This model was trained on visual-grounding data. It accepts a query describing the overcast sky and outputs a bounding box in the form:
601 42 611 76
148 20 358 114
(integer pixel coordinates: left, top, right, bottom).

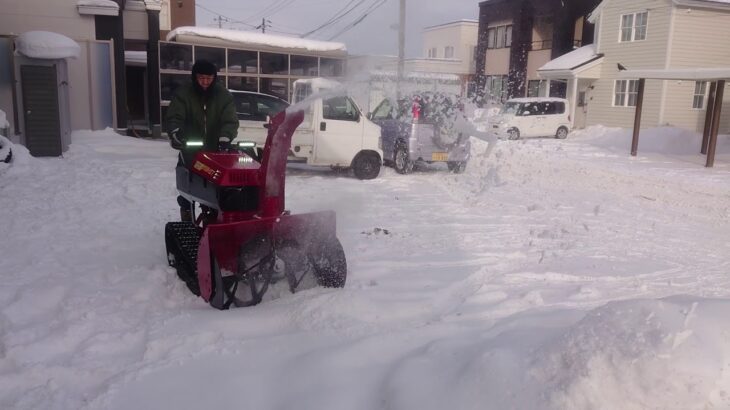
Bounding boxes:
195 0 481 57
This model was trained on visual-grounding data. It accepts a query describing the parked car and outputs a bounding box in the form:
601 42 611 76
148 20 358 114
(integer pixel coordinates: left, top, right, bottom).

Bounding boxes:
488 97 571 140
231 80 383 180
369 92 471 174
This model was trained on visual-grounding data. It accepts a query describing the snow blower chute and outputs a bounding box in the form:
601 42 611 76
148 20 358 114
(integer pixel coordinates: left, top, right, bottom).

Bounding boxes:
165 110 347 309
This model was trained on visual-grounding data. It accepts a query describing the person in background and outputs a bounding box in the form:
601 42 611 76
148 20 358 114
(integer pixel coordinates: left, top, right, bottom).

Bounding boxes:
165 59 238 222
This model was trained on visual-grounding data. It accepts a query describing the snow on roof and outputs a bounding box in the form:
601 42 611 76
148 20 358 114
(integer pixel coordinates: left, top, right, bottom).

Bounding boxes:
166 27 347 53
15 31 80 60
538 44 602 72
293 77 342 92
618 67 730 80
77 0 119 16
371 70 461 82
77 0 119 9
143 0 162 11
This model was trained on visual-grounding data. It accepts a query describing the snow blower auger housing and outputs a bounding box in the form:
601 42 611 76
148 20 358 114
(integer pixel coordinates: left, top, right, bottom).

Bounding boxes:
165 110 347 309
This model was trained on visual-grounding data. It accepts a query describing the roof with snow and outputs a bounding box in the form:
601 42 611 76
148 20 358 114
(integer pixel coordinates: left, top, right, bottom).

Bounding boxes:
539 45 602 72
15 31 80 60
166 27 347 57
537 44 604 79
76 0 119 16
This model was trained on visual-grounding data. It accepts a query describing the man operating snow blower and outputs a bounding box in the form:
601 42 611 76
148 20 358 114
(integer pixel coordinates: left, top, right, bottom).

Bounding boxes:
163 61 348 310
165 59 238 222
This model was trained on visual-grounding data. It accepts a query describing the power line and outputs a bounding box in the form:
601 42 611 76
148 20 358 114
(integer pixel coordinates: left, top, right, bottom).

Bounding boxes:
300 0 366 38
195 3 258 29
239 0 298 24
327 0 389 40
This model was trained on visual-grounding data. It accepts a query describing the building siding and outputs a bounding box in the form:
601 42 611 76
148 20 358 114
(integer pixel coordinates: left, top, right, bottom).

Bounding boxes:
586 0 672 128
0 0 96 40
485 48 510 75
664 6 730 133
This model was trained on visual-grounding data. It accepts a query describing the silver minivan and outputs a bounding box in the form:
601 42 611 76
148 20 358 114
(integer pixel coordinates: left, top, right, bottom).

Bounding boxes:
488 97 571 140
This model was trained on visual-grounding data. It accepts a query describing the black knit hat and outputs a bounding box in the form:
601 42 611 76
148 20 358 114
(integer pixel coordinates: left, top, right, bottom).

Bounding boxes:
191 60 218 95
192 60 217 76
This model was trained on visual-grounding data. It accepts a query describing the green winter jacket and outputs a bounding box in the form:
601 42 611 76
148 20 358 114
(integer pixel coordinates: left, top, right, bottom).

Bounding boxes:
165 82 238 151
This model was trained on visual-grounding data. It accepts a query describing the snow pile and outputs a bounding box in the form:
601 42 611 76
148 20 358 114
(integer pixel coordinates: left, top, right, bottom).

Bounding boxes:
573 125 730 156
1 125 730 409
15 31 80 59
532 297 730 409
166 26 347 53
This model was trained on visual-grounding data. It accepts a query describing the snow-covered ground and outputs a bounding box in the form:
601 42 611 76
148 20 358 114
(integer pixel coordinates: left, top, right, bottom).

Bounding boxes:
1 126 729 409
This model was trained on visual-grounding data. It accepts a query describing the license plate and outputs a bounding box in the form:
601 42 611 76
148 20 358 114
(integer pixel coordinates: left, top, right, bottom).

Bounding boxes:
492 125 499 128
431 152 448 162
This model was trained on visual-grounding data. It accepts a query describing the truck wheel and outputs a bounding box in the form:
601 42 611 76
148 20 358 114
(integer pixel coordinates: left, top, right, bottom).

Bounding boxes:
352 152 381 180
555 126 569 139
447 161 467 174
508 128 520 140
393 145 414 174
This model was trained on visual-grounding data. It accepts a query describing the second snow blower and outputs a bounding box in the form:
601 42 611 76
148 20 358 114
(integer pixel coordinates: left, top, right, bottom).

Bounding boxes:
165 110 347 309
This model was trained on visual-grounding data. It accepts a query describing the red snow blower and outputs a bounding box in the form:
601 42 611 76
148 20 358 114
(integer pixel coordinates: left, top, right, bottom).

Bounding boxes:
165 110 347 309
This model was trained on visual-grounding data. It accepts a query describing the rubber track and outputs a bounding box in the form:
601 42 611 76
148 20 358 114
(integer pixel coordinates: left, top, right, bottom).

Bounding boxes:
165 222 202 296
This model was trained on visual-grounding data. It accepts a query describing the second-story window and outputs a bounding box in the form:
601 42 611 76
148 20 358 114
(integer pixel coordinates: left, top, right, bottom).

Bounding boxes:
620 11 648 42
444 46 454 58
487 24 513 49
428 47 437 58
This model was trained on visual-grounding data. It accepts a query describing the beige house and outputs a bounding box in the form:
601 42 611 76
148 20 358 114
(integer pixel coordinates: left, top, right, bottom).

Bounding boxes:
538 0 730 132
421 19 479 89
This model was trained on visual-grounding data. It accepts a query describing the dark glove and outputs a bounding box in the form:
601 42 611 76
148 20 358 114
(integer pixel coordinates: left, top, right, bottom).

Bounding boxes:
169 128 184 150
218 136 233 152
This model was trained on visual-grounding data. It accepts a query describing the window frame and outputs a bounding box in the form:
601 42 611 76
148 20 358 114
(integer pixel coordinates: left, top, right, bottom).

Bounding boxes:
444 46 454 59
692 81 707 110
486 24 513 49
613 79 640 107
619 11 649 42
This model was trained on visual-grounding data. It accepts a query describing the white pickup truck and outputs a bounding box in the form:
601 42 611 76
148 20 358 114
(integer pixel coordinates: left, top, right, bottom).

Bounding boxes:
231 78 383 180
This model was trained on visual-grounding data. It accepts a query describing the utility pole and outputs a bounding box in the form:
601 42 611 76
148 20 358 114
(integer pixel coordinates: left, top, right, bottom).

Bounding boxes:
397 0 405 96
257 18 271 33
214 15 226 28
